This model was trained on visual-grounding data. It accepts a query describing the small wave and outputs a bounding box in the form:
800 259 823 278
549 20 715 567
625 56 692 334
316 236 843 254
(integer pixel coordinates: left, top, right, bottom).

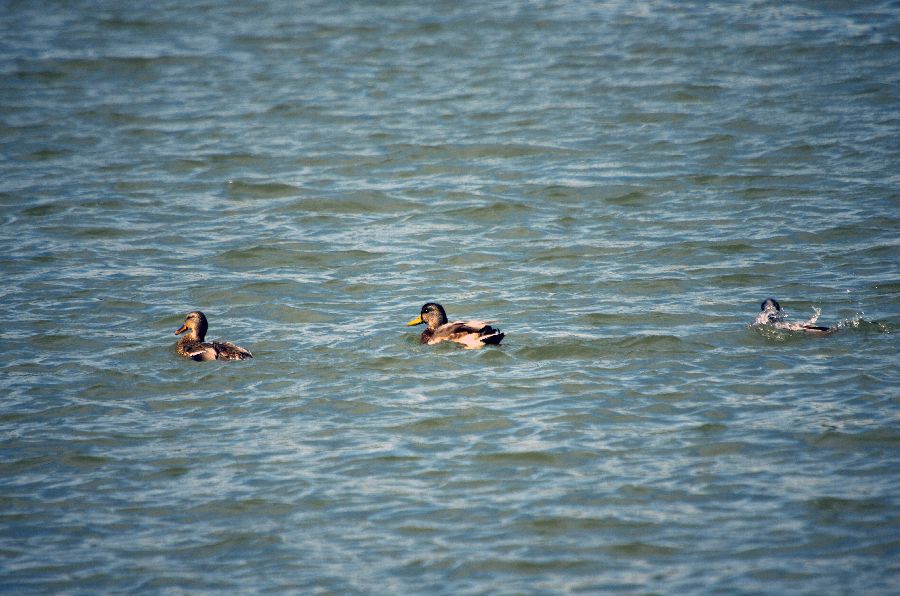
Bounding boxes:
23 148 72 161
522 184 649 205
410 142 566 161
226 180 300 199
812 428 900 449
612 334 694 353
474 450 570 466
604 190 652 206
278 193 416 215
522 515 654 534
709 241 755 254
517 340 607 361
834 316 893 334
99 16 167 31
576 312 687 328
217 244 381 269
18 199 76 218
607 541 681 556
517 334 695 361
690 133 735 145
443 201 533 221
252 303 333 325
749 323 816 342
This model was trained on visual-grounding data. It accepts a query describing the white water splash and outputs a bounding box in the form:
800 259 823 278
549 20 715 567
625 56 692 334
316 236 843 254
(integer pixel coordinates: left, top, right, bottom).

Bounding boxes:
752 305 831 335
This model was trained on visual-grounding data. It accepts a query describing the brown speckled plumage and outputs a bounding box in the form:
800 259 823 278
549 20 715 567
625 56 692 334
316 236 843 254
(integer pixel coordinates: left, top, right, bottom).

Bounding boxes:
406 303 504 349
174 311 253 361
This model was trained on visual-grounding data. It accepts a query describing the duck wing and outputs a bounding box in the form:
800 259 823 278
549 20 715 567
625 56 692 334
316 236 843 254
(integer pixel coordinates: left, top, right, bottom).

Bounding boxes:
186 344 219 361
431 321 504 348
209 341 253 360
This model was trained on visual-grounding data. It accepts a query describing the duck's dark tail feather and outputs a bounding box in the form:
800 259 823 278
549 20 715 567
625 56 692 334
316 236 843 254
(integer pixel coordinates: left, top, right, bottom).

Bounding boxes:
480 327 505 345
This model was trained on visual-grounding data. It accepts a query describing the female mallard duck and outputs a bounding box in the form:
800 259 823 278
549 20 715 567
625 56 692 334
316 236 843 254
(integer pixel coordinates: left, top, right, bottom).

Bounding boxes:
756 298 832 335
406 302 504 349
174 311 253 361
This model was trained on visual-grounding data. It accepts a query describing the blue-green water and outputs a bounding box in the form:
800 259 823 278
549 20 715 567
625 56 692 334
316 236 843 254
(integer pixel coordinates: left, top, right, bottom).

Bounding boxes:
1 1 898 593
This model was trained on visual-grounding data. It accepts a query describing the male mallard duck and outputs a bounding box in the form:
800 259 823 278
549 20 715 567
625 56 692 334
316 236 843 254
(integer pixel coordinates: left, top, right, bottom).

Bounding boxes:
406 302 504 349
756 298 832 334
174 311 253 361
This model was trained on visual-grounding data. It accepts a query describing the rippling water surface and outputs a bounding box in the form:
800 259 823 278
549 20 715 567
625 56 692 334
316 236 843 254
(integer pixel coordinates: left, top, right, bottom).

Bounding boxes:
1 1 898 593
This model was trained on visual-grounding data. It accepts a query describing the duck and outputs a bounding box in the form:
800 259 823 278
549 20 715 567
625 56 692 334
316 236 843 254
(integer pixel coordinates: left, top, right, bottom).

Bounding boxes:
756 298 832 335
758 298 784 324
406 302 504 349
174 311 253 361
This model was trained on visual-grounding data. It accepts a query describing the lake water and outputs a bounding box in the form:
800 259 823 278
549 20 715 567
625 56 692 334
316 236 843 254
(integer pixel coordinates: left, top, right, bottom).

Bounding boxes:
1 1 898 593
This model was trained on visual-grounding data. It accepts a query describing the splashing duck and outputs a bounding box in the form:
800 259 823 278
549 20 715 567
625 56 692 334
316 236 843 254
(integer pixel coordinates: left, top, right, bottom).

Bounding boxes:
756 298 832 335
